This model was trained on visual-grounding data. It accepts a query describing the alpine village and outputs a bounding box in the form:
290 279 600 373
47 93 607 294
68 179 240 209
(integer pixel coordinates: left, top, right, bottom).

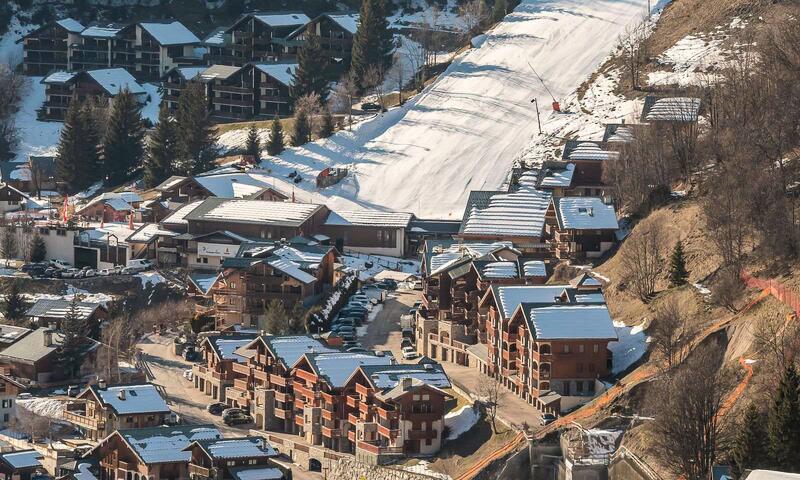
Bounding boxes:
0 0 796 479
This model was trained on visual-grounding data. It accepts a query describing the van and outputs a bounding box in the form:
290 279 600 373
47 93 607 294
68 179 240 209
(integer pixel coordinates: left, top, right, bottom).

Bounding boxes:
126 259 153 272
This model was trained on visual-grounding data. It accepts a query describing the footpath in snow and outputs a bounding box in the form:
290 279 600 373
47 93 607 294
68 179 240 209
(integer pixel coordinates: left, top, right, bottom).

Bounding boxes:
220 0 661 218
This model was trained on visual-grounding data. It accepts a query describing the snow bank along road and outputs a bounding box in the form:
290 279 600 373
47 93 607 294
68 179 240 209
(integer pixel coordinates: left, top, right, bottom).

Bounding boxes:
249 0 659 218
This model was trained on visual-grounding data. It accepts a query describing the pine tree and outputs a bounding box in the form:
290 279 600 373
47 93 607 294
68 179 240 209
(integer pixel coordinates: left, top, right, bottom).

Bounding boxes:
266 115 285 156
350 0 394 91
4 281 27 325
492 0 508 23
79 103 103 186
55 101 95 194
292 25 329 101
733 404 767 477
176 82 217 175
244 123 261 159
144 104 178 188
317 107 334 138
102 88 145 186
28 232 46 262
57 297 90 379
291 108 312 147
768 364 800 471
668 240 689 286
261 299 289 335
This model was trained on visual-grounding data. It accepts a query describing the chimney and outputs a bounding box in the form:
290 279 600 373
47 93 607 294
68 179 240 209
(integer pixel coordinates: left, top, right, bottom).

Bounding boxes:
42 330 53 347
118 389 126 400
401 377 413 391
98 379 107 389
588 207 594 217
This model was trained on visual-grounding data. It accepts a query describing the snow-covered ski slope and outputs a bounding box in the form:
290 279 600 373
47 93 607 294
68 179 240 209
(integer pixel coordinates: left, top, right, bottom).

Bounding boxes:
233 0 658 218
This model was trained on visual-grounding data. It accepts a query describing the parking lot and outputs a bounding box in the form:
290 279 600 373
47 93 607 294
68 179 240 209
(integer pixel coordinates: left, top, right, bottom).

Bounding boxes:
357 289 421 360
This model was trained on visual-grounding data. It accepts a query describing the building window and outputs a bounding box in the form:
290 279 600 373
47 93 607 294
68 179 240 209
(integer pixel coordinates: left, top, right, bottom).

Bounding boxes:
2 414 8 422
227 461 235 466
593 344 599 353
578 345 585 353
248 459 257 465
563 345 570 353
576 381 584 392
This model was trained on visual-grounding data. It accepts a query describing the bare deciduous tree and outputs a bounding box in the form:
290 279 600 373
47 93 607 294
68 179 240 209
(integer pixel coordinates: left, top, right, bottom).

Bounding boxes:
11 408 51 441
617 20 651 90
330 75 358 130
710 267 744 313
620 224 663 303
459 0 489 39
478 377 504 434
363 65 387 109
649 299 691 369
647 345 734 480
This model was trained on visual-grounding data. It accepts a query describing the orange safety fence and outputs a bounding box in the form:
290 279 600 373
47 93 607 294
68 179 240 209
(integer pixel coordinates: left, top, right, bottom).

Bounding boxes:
455 432 527 480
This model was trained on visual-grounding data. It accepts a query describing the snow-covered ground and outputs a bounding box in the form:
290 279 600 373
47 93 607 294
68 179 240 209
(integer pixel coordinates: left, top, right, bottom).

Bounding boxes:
17 397 65 419
218 0 664 218
445 404 480 440
0 15 37 66
403 461 451 480
609 320 649 375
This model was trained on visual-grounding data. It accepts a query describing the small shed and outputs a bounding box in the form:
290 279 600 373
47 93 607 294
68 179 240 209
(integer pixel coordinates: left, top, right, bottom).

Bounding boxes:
316 167 348 188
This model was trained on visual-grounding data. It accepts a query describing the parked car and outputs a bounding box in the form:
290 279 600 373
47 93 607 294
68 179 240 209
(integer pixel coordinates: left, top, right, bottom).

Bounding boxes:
402 328 415 340
402 346 419 360
223 410 253 426
50 259 72 270
401 338 414 349
121 267 137 275
360 102 386 113
97 268 113 276
84 269 96 277
540 413 557 426
61 268 79 279
206 402 226 415
342 341 361 349
411 280 423 290
183 346 198 361
126 259 153 273
378 279 398 290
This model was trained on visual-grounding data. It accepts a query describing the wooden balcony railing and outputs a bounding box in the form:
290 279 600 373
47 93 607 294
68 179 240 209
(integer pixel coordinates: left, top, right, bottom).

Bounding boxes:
188 464 211 478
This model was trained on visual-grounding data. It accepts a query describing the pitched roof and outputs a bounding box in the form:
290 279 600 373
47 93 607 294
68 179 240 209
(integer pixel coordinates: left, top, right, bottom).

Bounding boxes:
189 437 277 460
253 63 298 87
90 384 171 415
538 163 575 188
193 171 284 199
188 271 220 295
521 260 547 277
56 18 85 33
473 260 518 279
42 71 77 84
553 197 618 230
304 351 393 388
199 64 242 81
460 185 552 238
0 450 42 470
252 12 311 27
185 198 324 227
202 335 257 363
602 123 635 143
115 425 222 465
376 377 451 402
84 69 146 96
81 24 124 38
203 27 227 46
641 95 701 122
0 327 65 363
408 219 462 235
0 324 31 344
519 304 617 341
360 363 450 391
154 175 189 192
489 284 606 319
324 209 413 228
229 466 285 480
562 140 618 161
25 298 102 320
160 200 204 226
139 21 200 45
459 190 503 229
126 223 178 244
257 335 336 369
323 13 359 34
266 257 317 284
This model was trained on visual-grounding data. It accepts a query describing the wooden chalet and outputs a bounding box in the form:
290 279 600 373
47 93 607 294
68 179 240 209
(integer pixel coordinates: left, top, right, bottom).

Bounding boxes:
204 12 310 65
286 13 358 69
41 68 146 121
184 437 287 480
544 197 619 260
192 334 257 403
0 450 45 480
320 209 413 257
19 18 84 75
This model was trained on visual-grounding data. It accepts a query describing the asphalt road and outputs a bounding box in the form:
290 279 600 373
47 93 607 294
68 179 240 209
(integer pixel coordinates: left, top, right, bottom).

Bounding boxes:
137 333 323 480
359 289 420 361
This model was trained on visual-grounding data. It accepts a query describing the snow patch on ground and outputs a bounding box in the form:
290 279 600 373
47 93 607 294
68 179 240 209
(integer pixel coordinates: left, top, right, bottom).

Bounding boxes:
0 16 37 66
609 320 649 375
136 271 166 288
693 282 711 296
402 461 451 480
17 397 65 419
356 303 383 337
341 253 419 281
445 405 480 440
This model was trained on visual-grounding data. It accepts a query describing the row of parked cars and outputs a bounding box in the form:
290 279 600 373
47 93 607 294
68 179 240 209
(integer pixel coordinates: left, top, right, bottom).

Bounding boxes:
21 259 154 279
328 279 398 351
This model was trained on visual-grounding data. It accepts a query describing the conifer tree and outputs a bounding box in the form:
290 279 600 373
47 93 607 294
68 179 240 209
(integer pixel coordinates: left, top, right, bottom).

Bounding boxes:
351 0 394 90
176 82 217 175
144 104 178 188
293 26 330 102
28 232 46 263
733 404 767 477
266 115 285 156
0 226 17 266
317 107 334 138
291 108 312 147
244 123 261 159
56 101 100 194
102 88 145 186
57 296 91 379
768 364 800 471
668 240 689 286
4 281 27 325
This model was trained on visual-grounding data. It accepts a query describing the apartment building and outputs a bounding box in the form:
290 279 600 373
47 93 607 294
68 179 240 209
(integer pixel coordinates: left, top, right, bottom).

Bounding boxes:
161 66 208 111
544 197 619 260
19 18 84 75
184 436 288 480
41 68 146 121
192 334 257 402
204 12 310 65
63 384 172 440
285 13 358 68
88 425 222 480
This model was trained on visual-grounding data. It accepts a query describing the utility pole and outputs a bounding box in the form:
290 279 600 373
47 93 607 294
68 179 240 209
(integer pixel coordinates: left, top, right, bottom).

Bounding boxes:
531 98 542 135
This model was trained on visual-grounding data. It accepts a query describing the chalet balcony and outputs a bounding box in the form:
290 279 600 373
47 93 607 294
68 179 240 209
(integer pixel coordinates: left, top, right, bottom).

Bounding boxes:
355 383 372 398
346 395 359 409
377 424 399 438
274 390 292 403
321 425 340 438
502 332 518 344
408 429 438 440
188 464 211 478
348 413 359 424
63 410 105 431
232 362 251 376
214 84 253 94
321 409 335 421
356 441 404 456
274 407 291 419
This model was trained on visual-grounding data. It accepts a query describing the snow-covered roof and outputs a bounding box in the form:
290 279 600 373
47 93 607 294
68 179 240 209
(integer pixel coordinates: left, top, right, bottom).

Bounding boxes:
127 223 178 243
261 335 336 368
42 71 76 84
25 298 101 320
745 471 800 480
539 163 575 187
524 305 617 340
161 200 204 225
56 18 85 33
155 175 188 192
604 124 635 143
188 271 220 295
139 21 200 45
93 384 171 415
426 241 514 276
643 96 701 122
193 437 276 459
176 67 208 81
325 209 413 228
189 198 323 227
566 142 618 161
194 172 278 199
200 64 242 81
491 284 606 319
81 24 124 38
85 69 146 96
361 363 450 390
254 63 298 87
203 27 227 46
461 187 552 238
203 335 256 363
266 257 317 284
119 426 222 465
305 352 393 387
253 12 311 27
522 260 547 277
555 197 618 230
229 466 284 480
0 450 42 469
480 261 518 279
325 13 359 34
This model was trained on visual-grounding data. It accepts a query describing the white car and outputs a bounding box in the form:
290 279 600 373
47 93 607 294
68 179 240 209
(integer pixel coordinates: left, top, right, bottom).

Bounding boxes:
126 259 154 272
402 347 419 360
50 259 72 270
